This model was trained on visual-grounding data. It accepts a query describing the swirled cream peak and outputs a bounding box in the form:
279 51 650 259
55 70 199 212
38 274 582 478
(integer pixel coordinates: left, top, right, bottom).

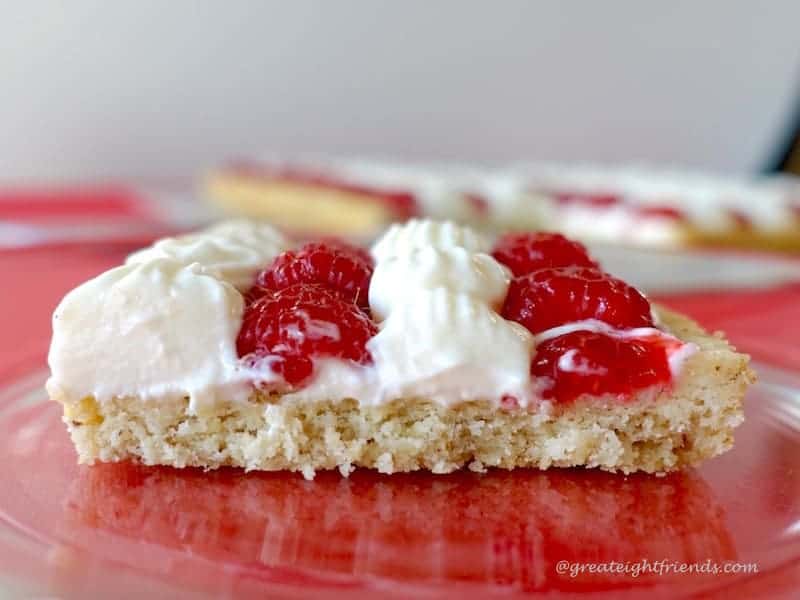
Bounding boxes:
371 218 490 262
366 289 533 404
365 218 533 405
126 220 288 290
369 246 510 321
47 258 253 412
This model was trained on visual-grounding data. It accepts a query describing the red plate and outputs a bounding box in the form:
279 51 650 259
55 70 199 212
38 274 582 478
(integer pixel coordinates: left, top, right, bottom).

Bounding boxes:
0 241 798 599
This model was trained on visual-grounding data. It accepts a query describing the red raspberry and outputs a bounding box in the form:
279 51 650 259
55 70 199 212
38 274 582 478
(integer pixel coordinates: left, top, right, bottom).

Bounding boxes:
635 205 686 221
491 232 598 277
553 191 621 207
501 267 654 335
317 237 374 266
248 241 373 308
236 284 377 387
531 330 672 403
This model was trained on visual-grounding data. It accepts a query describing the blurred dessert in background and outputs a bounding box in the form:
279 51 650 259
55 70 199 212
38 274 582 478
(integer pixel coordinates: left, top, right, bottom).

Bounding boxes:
206 158 800 250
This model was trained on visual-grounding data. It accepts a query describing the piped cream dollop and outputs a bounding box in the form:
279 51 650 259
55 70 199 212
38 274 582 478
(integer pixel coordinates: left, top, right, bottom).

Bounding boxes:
47 258 253 412
127 219 288 290
369 246 511 321
364 219 534 406
367 289 533 404
371 218 490 262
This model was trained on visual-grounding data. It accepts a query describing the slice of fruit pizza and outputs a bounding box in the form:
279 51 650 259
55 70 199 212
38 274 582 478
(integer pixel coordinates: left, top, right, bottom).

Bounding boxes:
207 159 800 251
47 219 754 479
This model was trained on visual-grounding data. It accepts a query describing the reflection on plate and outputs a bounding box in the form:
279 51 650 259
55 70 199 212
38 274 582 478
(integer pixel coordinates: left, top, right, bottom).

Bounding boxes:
0 363 798 599
61 464 733 595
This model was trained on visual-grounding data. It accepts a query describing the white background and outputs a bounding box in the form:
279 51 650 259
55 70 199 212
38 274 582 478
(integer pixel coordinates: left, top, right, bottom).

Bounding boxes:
1 1 799 182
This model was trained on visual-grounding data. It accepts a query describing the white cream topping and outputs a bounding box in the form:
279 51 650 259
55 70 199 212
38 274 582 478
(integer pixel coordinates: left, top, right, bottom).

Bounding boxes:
47 258 254 412
554 204 686 247
557 349 608 376
287 219 532 406
48 217 698 411
509 163 800 239
48 221 288 412
371 218 490 262
518 163 795 230
369 246 510 321
126 219 288 290
366 289 534 404
667 341 701 376
472 172 555 230
281 359 380 405
361 219 534 406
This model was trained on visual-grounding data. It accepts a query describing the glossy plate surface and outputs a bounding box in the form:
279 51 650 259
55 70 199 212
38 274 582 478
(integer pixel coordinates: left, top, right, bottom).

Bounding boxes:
0 357 798 599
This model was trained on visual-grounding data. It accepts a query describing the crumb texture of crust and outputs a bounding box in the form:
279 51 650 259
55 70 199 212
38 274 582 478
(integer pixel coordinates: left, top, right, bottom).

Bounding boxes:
56 306 755 480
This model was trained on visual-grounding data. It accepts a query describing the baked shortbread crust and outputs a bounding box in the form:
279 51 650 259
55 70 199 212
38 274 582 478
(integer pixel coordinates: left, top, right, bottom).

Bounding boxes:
54 306 754 479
